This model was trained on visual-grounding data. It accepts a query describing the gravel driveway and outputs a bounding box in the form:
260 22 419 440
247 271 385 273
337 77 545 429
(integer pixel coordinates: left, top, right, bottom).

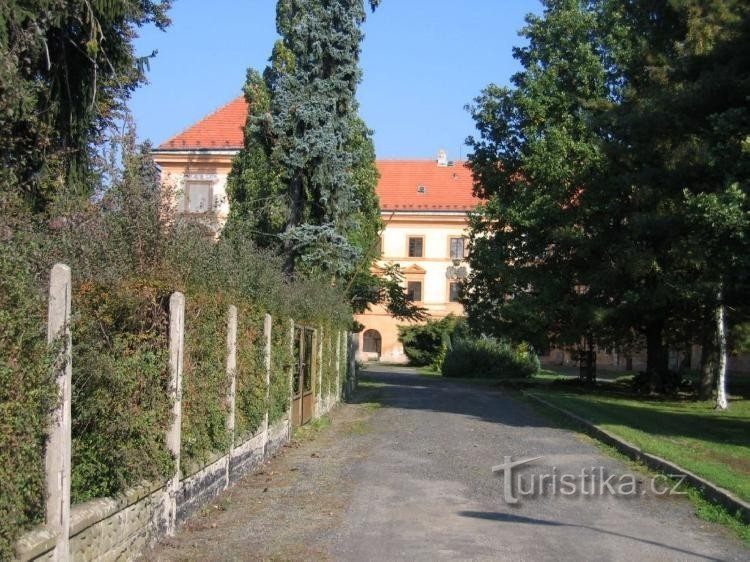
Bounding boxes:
145 365 748 561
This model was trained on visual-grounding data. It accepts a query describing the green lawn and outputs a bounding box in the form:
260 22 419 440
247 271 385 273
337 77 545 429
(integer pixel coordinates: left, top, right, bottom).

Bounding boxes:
528 390 750 502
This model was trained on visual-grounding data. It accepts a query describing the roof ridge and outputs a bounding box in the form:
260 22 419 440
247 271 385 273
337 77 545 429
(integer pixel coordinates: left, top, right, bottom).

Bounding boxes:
159 95 245 149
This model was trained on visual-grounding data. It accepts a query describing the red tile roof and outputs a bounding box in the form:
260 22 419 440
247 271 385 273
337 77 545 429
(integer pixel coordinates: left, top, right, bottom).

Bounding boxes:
159 96 247 150
157 96 481 211
376 160 480 211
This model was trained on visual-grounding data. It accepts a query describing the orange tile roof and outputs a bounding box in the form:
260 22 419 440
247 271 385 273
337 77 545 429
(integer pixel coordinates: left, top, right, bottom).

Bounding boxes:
159 96 247 150
157 96 481 211
376 160 480 211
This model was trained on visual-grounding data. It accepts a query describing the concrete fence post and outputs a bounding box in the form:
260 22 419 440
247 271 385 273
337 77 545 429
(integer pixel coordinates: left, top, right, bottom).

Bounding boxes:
224 305 238 489
349 331 357 392
166 292 185 536
317 327 324 414
46 264 72 561
288 319 295 429
263 314 272 447
334 331 341 402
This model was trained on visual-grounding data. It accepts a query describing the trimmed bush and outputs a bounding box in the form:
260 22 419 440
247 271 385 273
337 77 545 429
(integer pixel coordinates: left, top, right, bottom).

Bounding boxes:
441 338 540 379
398 315 466 366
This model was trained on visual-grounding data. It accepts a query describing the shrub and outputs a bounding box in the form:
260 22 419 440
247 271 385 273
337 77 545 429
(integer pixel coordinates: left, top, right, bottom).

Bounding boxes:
180 293 232 470
398 315 466 366
71 280 174 502
0 236 58 560
441 338 540 379
234 308 267 440
0 137 354 550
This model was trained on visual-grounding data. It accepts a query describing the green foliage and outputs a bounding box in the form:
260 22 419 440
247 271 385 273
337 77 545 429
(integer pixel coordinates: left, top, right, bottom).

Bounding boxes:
465 0 610 354
321 332 335 400
234 309 267 439
268 317 293 424
71 280 173 501
398 315 466 367
0 234 57 560
226 0 385 285
226 2 426 322
465 0 750 385
0 0 173 212
441 338 540 380
180 293 232 469
0 117 354 552
431 339 449 373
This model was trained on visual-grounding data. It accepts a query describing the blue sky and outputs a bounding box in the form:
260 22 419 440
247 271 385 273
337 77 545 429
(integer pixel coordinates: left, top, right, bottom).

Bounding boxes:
130 0 542 160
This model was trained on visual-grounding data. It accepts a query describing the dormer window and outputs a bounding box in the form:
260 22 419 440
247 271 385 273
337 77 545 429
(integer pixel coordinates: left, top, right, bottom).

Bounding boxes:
417 185 426 194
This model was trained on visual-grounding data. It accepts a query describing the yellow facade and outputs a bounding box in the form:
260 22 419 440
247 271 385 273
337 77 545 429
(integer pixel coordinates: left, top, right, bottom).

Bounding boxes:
355 212 470 363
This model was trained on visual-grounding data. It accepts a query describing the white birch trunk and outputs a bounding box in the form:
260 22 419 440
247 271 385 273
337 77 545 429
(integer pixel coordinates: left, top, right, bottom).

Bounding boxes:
716 290 729 410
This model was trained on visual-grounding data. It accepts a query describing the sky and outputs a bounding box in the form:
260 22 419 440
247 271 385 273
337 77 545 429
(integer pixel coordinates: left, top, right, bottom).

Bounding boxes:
130 0 542 160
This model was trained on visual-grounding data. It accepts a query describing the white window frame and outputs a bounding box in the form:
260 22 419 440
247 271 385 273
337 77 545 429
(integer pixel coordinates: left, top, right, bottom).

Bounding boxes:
183 180 214 214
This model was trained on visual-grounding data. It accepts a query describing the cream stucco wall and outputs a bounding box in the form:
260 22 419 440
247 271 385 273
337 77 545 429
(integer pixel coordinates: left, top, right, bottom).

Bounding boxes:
355 213 471 363
155 151 233 227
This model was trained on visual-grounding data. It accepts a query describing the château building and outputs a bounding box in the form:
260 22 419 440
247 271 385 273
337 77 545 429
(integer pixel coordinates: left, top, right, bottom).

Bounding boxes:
151 96 480 362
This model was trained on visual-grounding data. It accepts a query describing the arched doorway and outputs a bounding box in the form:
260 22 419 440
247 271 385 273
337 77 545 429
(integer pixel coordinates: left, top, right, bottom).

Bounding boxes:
362 329 382 358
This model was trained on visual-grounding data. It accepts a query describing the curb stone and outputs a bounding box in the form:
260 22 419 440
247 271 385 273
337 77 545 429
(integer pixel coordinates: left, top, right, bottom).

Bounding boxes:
523 391 750 524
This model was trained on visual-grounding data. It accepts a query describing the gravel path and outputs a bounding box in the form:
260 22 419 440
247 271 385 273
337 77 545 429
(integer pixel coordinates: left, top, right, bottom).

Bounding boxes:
145 365 749 561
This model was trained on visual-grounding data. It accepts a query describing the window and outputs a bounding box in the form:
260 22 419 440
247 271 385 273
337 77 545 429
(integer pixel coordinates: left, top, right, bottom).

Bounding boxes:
185 181 212 213
449 282 463 303
406 281 422 302
408 236 424 258
449 237 466 260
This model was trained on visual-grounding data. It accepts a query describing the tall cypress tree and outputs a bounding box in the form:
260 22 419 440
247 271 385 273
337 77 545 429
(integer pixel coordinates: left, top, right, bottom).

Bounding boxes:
227 0 381 278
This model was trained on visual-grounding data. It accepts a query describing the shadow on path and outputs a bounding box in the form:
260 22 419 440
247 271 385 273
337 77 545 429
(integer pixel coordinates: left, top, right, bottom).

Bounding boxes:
458 511 722 561
354 367 750 448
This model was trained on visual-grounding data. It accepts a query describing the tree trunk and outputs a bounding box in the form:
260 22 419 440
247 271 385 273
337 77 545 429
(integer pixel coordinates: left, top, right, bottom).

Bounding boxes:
679 346 691 370
583 332 596 384
698 327 716 400
645 319 667 392
716 292 729 410
283 172 305 274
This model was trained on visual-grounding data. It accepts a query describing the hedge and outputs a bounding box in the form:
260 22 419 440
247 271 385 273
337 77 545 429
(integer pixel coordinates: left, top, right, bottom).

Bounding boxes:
441 338 540 379
0 154 354 555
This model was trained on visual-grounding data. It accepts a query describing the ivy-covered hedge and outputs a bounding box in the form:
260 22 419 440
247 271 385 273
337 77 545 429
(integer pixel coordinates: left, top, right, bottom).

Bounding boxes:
71 280 173 502
0 242 57 561
234 308 267 440
321 331 336 399
269 316 293 424
180 292 232 470
0 148 353 555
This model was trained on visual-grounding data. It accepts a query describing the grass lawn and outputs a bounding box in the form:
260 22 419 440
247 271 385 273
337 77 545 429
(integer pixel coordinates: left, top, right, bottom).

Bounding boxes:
528 390 750 503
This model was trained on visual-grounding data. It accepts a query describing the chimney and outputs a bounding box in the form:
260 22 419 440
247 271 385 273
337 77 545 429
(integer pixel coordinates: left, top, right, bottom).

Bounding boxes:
437 149 448 167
